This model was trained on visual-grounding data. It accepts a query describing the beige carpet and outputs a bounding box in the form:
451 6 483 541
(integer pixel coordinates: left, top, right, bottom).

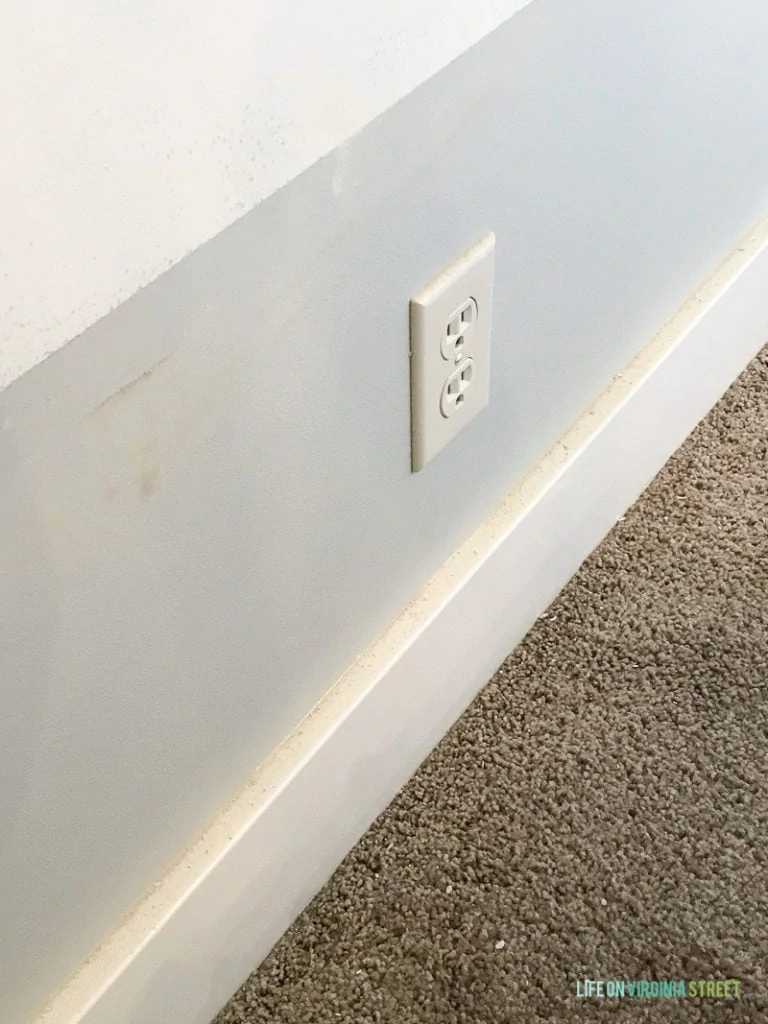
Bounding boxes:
215 348 768 1023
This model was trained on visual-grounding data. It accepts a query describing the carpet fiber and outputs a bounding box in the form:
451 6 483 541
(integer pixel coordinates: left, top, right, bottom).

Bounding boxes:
215 348 768 1023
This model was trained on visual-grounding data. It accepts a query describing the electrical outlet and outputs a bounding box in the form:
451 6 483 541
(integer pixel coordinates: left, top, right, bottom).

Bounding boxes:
409 232 495 471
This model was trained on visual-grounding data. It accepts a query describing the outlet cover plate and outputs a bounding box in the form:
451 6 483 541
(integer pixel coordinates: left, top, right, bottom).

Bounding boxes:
409 232 495 471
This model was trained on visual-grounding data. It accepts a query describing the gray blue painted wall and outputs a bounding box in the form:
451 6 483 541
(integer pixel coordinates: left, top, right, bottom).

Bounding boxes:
2 1 768 1019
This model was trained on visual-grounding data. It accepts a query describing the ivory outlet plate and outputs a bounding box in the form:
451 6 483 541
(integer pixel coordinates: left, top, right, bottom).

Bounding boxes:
409 232 495 471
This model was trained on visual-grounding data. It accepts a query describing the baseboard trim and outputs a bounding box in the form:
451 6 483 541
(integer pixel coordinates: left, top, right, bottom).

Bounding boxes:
36 216 768 1024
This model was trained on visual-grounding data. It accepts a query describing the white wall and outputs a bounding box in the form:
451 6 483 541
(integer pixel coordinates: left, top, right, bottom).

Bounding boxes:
0 0 531 388
3 1 768 1021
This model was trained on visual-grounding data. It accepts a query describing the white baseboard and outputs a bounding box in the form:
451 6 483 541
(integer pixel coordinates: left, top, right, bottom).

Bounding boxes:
36 216 768 1024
